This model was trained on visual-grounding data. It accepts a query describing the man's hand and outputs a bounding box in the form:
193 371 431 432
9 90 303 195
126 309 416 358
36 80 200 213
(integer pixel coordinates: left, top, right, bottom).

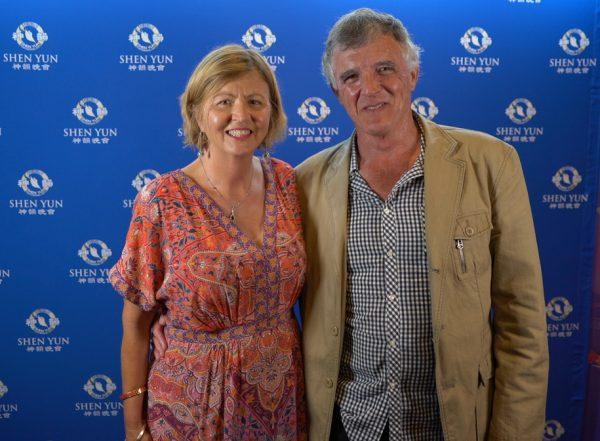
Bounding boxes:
151 315 167 359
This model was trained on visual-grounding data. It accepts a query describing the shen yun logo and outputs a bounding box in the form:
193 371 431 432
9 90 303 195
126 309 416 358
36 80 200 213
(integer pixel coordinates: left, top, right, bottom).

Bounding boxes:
78 240 112 266
559 29 590 56
552 166 582 192
84 375 117 400
5 22 58 71
544 420 565 440
18 169 53 196
242 24 276 52
546 297 573 322
72 97 108 126
0 380 7 399
26 308 60 334
132 169 160 192
129 24 163 52
298 97 331 125
460 27 492 54
505 98 536 125
12 22 47 51
411 97 439 121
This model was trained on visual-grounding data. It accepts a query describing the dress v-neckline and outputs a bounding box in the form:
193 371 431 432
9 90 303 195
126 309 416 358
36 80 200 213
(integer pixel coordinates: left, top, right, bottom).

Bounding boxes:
176 157 277 253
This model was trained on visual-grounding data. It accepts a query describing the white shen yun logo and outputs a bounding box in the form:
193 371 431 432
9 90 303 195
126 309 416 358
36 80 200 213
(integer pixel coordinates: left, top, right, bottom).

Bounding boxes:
460 27 492 54
78 240 112 266
411 97 439 121
297 97 331 124
0 380 7 399
84 375 117 400
18 169 53 197
559 29 590 56
129 24 164 52
132 169 160 192
13 22 48 51
505 98 537 125
242 25 276 52
546 297 574 322
543 420 565 440
26 309 60 334
552 166 582 192
72 98 108 125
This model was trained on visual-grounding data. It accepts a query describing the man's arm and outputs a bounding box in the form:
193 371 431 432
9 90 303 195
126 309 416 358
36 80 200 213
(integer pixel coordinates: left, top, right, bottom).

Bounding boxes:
488 146 549 440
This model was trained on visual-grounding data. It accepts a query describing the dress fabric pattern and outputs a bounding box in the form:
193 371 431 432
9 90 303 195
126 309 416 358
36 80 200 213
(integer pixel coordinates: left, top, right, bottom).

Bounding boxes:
110 158 307 441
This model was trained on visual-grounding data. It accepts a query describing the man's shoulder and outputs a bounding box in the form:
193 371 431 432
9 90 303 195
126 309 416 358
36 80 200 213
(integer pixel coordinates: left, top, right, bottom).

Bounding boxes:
295 138 350 182
435 123 514 158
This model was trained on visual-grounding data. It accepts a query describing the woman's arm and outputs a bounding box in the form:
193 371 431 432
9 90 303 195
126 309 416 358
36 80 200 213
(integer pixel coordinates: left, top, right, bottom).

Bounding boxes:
121 299 156 441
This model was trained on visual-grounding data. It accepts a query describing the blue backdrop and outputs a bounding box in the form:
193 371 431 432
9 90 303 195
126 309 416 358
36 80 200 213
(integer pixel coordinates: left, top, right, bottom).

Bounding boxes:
1 1 599 440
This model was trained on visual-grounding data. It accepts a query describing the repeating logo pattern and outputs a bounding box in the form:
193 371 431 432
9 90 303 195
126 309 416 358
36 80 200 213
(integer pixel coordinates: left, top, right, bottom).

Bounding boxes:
546 297 574 322
78 240 113 266
460 27 492 54
411 97 439 121
72 98 108 125
132 170 161 192
543 420 565 440
559 29 590 56
505 98 537 125
26 309 60 334
83 375 117 400
12 22 48 51
242 25 276 52
297 97 331 124
17 170 53 197
129 24 164 52
552 166 582 192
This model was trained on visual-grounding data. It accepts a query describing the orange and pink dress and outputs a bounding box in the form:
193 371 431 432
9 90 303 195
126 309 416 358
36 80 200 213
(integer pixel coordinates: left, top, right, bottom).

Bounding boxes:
110 158 307 440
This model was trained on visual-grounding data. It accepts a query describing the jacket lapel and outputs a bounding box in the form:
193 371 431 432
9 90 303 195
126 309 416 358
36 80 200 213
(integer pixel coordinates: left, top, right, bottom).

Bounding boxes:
422 117 464 333
324 138 352 324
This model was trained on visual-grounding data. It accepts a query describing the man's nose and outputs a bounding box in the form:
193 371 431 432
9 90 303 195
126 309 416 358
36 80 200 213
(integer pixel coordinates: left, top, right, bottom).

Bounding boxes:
362 72 381 95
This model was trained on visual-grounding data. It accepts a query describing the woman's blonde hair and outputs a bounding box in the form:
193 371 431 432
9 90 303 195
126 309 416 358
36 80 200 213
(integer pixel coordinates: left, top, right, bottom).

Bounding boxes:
180 44 287 151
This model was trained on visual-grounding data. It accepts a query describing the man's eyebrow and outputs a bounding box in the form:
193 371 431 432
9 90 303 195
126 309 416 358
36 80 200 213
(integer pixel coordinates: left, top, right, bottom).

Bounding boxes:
339 68 358 81
375 60 396 67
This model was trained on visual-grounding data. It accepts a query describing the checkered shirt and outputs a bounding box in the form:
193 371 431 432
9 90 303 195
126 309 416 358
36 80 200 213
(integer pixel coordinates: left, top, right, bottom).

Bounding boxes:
335 133 443 441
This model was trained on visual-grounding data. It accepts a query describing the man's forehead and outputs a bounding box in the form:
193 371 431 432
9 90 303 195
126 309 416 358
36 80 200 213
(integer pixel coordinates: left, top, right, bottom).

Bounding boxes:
332 35 407 68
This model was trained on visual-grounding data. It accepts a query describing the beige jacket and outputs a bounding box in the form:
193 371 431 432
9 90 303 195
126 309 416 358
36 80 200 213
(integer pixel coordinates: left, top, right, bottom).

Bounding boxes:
296 117 549 441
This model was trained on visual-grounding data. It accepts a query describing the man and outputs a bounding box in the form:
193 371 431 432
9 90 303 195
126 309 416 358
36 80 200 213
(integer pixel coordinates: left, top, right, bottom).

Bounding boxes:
297 8 548 441
152 8 548 440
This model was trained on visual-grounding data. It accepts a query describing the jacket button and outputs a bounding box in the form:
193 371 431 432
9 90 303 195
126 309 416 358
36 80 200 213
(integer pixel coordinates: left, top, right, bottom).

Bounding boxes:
331 326 339 336
465 226 475 236
326 378 334 388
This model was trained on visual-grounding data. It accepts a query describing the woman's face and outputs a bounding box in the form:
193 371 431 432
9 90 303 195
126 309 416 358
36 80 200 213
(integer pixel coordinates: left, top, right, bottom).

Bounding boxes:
196 70 272 159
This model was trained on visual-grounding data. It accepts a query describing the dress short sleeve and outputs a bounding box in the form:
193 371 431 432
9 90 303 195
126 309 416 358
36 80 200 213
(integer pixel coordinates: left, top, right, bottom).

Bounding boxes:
109 186 165 311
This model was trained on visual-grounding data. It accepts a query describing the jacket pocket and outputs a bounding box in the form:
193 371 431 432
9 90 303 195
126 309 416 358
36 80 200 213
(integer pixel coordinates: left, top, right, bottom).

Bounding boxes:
452 211 491 281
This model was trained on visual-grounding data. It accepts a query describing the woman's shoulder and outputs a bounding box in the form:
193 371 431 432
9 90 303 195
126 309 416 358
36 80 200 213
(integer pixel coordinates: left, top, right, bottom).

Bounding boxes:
135 169 184 204
268 156 295 179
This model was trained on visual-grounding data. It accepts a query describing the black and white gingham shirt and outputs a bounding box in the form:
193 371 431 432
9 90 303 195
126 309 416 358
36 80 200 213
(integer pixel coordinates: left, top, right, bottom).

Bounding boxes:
336 132 444 441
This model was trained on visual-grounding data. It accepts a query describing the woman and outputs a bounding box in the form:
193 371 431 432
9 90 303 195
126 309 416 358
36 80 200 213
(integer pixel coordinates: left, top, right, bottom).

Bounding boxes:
110 45 307 441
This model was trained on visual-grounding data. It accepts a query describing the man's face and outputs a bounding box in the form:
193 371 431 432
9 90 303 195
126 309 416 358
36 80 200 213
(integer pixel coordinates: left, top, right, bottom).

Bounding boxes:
331 34 418 139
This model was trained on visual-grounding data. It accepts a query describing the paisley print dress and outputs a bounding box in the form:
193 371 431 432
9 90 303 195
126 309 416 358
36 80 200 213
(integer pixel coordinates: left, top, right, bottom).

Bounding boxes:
110 158 307 440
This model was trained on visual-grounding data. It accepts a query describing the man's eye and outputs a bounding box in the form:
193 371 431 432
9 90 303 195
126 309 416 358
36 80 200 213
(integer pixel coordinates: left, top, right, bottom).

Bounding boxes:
343 74 357 83
378 66 394 73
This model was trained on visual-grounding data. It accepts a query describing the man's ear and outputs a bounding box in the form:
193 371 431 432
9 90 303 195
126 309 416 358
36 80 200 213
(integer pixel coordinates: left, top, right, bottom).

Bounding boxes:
330 83 339 97
410 66 420 91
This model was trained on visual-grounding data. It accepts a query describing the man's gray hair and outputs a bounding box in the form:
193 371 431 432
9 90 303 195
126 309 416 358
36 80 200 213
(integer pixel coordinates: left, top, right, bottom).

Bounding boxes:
322 8 422 89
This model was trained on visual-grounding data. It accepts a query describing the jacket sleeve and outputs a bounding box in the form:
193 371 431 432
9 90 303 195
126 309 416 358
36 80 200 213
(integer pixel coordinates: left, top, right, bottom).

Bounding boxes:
488 146 549 440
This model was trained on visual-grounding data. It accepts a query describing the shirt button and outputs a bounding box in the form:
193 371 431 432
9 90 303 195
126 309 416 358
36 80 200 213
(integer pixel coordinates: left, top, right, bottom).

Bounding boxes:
465 226 475 236
389 339 397 348
387 294 396 301
331 326 339 336
383 207 391 215
325 378 334 388
389 381 397 391
386 250 395 258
